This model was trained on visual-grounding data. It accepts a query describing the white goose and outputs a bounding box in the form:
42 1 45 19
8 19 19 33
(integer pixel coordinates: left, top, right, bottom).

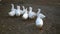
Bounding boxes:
35 8 46 29
22 8 28 19
28 7 36 19
8 4 16 16
15 5 22 16
36 15 43 28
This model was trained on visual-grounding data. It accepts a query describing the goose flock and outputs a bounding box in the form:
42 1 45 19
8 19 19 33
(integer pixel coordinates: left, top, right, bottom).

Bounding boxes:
8 4 46 30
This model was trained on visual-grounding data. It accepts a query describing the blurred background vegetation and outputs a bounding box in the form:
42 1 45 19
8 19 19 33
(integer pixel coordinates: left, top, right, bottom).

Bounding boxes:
0 0 60 6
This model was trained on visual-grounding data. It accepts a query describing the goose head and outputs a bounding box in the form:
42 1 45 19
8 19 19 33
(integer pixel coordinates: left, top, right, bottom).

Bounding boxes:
38 8 41 12
17 5 20 9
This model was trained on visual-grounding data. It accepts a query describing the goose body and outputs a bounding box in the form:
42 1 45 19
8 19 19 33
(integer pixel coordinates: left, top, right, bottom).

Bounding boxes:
28 7 36 19
9 4 16 16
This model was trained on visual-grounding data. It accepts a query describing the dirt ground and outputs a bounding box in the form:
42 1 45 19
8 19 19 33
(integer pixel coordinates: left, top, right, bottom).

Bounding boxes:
0 0 60 34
